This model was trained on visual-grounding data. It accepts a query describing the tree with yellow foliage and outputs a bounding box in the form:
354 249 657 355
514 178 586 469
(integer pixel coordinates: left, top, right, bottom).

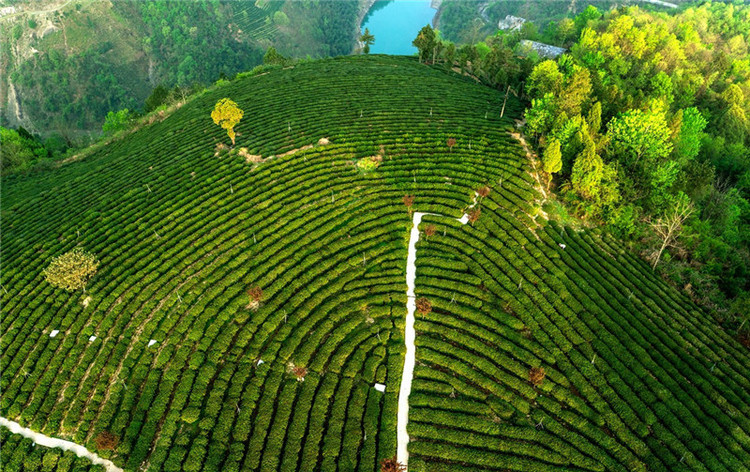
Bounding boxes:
44 248 99 291
211 98 244 145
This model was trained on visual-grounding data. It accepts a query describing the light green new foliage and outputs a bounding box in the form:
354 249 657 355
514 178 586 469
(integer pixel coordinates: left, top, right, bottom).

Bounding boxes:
356 156 379 172
607 108 673 169
718 85 749 143
526 60 563 99
524 93 556 138
674 107 707 164
102 109 132 135
44 248 99 291
542 139 562 175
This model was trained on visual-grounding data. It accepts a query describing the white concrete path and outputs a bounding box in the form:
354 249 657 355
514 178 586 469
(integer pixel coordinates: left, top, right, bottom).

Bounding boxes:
0 417 123 472
397 194 477 467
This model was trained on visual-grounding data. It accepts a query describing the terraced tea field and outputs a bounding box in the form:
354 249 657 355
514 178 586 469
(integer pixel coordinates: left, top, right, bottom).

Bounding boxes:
1 56 749 472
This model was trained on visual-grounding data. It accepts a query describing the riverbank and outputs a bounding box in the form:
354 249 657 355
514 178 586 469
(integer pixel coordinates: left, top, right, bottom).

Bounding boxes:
356 0 438 55
353 0 378 52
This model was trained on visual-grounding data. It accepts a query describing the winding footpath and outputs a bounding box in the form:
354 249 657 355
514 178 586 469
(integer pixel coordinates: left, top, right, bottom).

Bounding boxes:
397 194 478 467
0 417 123 472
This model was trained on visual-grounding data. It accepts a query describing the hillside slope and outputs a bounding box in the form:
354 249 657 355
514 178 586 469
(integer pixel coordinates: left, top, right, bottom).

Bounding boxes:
2 56 749 472
0 0 360 135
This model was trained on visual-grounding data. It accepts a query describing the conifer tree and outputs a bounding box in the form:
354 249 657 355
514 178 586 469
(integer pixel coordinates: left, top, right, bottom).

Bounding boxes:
360 28 375 54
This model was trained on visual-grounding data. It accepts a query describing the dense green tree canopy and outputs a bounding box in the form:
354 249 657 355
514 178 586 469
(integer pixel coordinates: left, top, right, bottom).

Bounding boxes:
520 2 750 315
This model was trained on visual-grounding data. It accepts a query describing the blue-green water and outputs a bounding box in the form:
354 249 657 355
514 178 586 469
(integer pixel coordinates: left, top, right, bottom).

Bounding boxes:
361 0 436 55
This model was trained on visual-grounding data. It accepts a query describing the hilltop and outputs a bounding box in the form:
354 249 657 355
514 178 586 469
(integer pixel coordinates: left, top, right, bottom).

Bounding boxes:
2 56 749 472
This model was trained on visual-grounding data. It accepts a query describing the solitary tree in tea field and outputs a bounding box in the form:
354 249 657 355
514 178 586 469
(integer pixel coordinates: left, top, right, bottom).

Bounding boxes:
447 137 456 152
424 224 437 238
44 248 99 291
247 286 263 310
403 195 415 215
212 98 244 145
416 297 432 316
529 366 546 387
467 207 481 225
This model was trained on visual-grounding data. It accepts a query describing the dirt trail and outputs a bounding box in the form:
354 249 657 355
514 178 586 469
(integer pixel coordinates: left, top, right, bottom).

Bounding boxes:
510 131 550 225
0 417 123 472
397 193 478 467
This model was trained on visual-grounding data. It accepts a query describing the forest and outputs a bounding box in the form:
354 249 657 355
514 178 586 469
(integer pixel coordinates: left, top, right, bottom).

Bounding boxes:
527 3 750 321
0 0 359 138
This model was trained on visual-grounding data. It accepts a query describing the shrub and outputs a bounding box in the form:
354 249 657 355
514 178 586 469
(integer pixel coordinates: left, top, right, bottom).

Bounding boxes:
288 363 308 382
529 367 546 387
247 286 263 310
416 297 432 316
43 249 99 291
102 109 132 135
424 224 436 238
356 156 380 172
94 431 119 451
380 456 406 472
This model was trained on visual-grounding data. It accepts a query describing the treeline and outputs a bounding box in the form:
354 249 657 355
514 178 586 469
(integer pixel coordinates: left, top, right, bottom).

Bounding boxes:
0 126 72 174
437 0 626 45
410 24 538 91
522 3 750 318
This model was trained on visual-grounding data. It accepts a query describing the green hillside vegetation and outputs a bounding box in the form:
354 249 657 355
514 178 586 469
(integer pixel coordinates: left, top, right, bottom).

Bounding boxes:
0 0 360 135
435 0 698 45
2 55 749 472
523 2 750 319
0 426 104 472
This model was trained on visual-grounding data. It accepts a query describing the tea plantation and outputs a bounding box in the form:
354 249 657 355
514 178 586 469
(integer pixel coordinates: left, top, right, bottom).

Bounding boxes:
1 56 749 472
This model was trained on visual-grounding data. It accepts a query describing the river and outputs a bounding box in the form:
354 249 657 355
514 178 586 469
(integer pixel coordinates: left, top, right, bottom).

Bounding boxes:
361 0 437 55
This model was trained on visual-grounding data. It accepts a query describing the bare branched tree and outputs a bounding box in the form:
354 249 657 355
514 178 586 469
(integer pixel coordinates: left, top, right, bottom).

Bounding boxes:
649 196 694 270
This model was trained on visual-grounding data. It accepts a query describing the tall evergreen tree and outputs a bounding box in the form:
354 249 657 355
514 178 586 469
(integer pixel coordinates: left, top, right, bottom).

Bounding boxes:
360 28 375 54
